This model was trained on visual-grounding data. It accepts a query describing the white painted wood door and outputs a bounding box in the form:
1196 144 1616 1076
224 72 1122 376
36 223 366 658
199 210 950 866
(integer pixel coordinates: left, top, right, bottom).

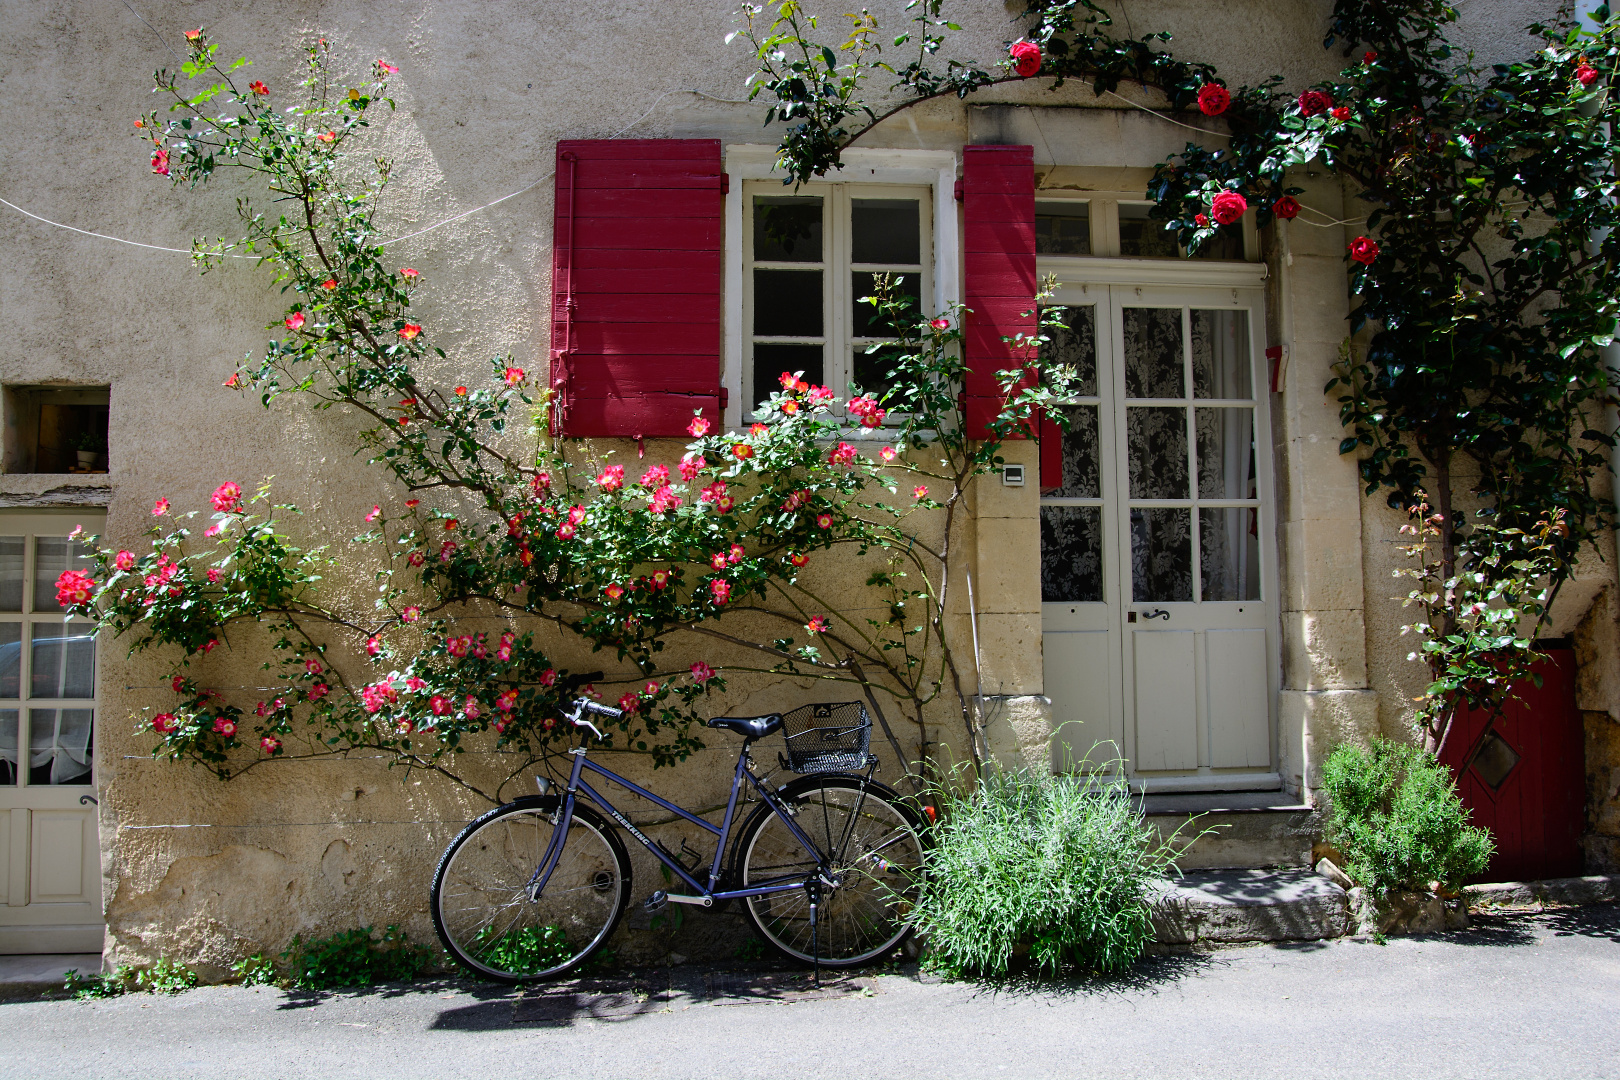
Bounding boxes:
1042 285 1278 790
0 512 103 954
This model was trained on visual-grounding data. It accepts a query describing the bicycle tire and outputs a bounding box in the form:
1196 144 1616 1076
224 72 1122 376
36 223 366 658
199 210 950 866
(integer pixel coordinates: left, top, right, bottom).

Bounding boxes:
733 774 925 968
431 796 632 983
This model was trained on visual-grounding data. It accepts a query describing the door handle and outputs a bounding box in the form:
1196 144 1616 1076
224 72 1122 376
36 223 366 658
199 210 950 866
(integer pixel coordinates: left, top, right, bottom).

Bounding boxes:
1139 609 1170 621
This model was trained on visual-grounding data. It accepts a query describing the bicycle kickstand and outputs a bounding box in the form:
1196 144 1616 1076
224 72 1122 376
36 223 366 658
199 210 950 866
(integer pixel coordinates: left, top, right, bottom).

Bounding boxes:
806 880 821 989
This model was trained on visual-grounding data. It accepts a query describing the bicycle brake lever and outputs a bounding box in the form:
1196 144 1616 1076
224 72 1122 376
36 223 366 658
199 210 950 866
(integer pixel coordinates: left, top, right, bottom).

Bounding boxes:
574 717 604 741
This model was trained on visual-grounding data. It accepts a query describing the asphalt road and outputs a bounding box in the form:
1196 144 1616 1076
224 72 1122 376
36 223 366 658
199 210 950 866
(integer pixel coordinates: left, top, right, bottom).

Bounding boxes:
3 904 1617 1080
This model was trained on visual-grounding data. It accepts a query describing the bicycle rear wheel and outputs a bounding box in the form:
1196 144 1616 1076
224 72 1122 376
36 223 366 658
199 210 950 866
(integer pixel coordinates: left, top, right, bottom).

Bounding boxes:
734 775 925 967
431 797 631 983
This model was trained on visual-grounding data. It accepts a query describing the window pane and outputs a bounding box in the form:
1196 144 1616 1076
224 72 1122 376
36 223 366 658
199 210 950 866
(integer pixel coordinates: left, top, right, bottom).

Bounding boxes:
1201 508 1261 601
30 621 95 699
1035 203 1091 256
754 196 823 262
32 536 92 615
29 708 93 786
0 710 16 786
752 344 825 407
1131 508 1193 603
1189 222 1245 261
1122 308 1184 398
753 269 823 337
1128 407 1189 500
1196 408 1256 500
1119 203 1179 258
0 622 19 698
1049 405 1099 499
1041 506 1103 603
1191 309 1252 398
851 199 920 265
0 537 22 612
851 272 920 338
853 344 907 402
1042 306 1097 397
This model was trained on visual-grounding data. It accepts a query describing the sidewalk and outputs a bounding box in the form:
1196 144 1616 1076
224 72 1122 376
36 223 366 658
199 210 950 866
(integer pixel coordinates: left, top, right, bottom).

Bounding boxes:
1 904 1617 1080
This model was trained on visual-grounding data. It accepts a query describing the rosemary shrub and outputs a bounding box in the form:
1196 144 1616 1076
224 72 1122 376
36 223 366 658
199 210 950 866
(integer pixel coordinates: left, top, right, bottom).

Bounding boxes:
911 757 1177 977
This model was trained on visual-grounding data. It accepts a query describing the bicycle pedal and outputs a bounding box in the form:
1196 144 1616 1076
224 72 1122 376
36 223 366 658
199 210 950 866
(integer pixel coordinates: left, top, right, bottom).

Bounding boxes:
643 890 669 913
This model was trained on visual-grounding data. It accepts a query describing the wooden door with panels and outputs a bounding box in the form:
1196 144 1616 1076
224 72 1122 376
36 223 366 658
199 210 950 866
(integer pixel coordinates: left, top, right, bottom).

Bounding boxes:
0 511 103 953
1041 284 1278 791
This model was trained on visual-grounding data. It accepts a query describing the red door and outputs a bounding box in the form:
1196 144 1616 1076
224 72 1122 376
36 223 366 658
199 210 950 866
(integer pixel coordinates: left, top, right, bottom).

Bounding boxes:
1438 645 1586 883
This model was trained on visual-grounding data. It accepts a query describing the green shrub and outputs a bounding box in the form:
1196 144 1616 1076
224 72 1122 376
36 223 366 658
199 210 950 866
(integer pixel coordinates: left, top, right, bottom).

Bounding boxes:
63 958 197 999
232 952 278 987
910 757 1179 978
1320 739 1494 897
282 925 432 990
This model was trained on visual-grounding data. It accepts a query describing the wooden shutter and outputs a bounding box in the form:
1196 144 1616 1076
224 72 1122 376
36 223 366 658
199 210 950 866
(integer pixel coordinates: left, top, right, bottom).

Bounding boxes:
550 140 725 438
961 144 1036 440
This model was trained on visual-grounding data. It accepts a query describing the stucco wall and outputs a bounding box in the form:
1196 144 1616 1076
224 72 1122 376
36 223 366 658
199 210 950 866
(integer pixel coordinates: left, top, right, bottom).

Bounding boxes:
0 0 1586 972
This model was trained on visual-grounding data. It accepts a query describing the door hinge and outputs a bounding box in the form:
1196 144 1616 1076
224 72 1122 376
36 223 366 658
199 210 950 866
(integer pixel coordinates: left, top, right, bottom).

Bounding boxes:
721 172 730 195
953 178 964 202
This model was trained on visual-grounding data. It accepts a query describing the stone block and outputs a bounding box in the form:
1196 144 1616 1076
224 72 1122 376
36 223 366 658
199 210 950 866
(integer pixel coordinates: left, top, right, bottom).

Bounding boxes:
1280 518 1366 613
976 694 1054 773
1148 808 1320 870
1348 887 1467 936
1464 873 1620 910
1151 868 1349 944
1278 688 1380 803
951 611 1042 696
1282 608 1369 691
1315 856 1354 890
969 439 1040 521
972 515 1041 615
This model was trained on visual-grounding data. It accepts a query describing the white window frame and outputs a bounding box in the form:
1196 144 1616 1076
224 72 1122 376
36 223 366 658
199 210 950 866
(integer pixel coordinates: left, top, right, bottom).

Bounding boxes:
724 145 959 429
1038 190 1260 266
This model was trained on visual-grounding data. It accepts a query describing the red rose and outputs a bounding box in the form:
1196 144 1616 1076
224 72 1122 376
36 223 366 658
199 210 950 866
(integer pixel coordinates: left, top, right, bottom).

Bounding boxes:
1298 89 1333 117
1272 196 1300 220
1331 106 1351 121
1009 40 1041 78
1195 213 1210 227
1196 83 1230 116
1210 190 1248 226
1576 63 1600 87
1348 236 1379 265
1363 51 1377 64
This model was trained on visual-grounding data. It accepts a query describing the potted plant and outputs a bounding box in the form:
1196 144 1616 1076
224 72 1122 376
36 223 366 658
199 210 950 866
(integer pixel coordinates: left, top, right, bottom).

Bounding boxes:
69 429 104 470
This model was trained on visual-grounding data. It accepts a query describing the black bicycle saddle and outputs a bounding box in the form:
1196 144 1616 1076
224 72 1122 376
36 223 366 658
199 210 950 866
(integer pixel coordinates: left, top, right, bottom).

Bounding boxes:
705 713 784 740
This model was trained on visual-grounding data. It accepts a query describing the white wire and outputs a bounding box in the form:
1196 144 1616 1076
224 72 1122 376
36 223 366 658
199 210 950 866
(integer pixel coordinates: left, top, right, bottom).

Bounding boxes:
0 87 746 256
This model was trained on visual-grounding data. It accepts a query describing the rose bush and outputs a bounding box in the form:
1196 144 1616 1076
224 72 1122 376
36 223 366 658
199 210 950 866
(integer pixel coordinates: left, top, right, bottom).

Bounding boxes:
62 33 1083 799
734 0 1620 755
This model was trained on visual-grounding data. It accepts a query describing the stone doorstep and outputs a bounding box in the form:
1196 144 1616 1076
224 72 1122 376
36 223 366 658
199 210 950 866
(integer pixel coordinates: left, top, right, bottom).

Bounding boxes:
0 953 102 999
1151 869 1350 946
1464 873 1620 911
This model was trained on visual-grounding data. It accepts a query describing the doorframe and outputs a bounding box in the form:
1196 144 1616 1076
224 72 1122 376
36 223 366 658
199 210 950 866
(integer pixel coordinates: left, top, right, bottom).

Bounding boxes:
0 508 105 954
1039 259 1282 792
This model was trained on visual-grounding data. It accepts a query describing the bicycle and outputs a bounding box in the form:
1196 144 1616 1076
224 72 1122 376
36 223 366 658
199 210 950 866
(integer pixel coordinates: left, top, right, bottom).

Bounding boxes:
430 695 927 983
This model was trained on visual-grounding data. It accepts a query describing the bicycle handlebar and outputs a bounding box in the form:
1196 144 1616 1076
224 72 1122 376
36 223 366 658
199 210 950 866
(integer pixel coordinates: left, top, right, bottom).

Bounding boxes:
564 696 622 741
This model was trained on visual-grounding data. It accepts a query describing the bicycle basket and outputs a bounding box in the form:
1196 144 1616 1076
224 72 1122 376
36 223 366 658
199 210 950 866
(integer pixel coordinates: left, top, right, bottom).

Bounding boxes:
780 701 873 774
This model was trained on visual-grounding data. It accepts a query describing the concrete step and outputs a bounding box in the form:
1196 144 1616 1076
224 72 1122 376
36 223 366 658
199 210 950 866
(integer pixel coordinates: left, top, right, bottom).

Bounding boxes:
1152 868 1350 946
0 953 100 1000
1143 793 1321 870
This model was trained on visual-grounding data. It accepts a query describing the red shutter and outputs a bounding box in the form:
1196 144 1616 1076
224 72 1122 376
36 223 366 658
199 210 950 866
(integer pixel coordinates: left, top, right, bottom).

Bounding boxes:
961 144 1036 440
1038 408 1063 493
550 140 724 438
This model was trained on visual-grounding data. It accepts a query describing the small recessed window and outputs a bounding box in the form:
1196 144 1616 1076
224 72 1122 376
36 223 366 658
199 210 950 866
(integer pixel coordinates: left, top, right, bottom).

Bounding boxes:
1 387 109 475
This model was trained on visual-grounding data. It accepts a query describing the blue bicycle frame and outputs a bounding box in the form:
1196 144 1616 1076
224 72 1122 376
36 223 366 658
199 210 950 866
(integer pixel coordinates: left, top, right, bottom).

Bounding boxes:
525 738 844 906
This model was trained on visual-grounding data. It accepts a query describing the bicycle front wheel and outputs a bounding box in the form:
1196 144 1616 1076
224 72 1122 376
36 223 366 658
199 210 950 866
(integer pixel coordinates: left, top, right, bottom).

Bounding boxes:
431 797 631 983
735 775 925 967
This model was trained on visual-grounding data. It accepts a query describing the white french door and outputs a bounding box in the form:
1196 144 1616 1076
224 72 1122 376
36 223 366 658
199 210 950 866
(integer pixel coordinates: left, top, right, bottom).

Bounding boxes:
0 511 103 953
1041 283 1278 790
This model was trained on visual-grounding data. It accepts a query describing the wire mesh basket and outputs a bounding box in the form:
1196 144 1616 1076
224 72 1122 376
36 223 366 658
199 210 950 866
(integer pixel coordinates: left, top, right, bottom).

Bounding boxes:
780 701 874 774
